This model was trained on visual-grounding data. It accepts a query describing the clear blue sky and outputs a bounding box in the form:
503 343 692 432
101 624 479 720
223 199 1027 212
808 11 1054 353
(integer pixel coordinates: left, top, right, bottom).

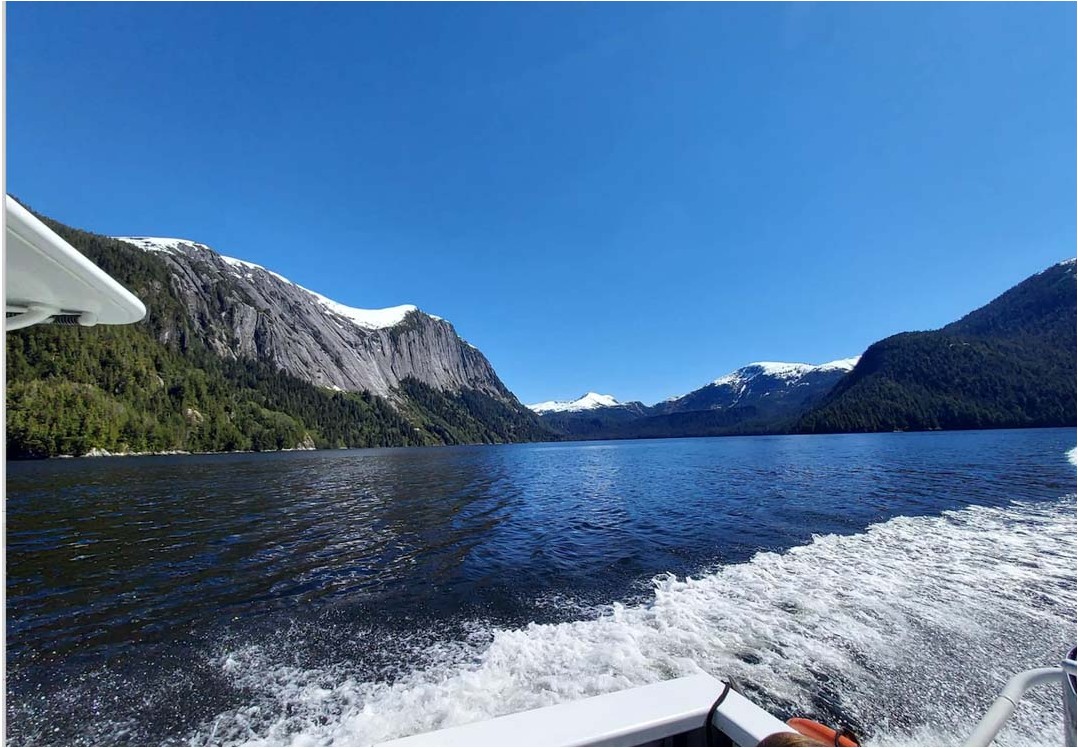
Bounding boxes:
8 3 1075 405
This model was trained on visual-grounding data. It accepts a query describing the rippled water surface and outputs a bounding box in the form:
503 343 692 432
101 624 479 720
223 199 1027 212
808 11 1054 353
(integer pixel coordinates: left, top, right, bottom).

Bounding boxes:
6 429 1076 746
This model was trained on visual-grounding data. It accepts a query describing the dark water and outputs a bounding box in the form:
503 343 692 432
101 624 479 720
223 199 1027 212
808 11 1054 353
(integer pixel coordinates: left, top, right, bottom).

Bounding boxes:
6 429 1076 746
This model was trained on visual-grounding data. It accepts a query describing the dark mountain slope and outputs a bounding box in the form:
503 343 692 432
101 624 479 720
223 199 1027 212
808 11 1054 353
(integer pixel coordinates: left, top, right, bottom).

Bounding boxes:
798 260 1076 433
943 259 1076 340
592 406 767 440
535 401 651 438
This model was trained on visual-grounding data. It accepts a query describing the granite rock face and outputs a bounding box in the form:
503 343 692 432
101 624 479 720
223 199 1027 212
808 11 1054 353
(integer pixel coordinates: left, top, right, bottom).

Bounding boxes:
116 238 514 403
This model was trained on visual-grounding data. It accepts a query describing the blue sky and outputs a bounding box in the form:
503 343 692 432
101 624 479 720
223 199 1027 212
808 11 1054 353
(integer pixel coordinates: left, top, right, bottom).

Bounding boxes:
7 3 1075 405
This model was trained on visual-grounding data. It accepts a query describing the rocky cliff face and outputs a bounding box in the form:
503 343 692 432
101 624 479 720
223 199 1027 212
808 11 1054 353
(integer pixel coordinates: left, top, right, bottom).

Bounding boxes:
115 237 513 403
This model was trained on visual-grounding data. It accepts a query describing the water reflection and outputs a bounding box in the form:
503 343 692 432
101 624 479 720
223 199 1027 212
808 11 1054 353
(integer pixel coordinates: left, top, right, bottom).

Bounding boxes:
5 429 1075 744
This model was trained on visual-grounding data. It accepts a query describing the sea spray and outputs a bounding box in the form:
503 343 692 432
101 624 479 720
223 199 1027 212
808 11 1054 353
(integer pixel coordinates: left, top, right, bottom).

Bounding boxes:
197 497 1076 747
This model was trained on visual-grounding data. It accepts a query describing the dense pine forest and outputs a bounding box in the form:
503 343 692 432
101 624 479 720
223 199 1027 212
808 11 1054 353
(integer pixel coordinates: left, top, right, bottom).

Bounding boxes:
6 210 552 458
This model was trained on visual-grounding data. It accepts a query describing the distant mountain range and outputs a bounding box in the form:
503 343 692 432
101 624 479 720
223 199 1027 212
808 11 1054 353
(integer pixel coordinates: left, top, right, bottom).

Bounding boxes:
6 198 1075 457
530 260 1076 440
528 358 859 439
527 393 652 438
529 392 632 414
655 358 860 416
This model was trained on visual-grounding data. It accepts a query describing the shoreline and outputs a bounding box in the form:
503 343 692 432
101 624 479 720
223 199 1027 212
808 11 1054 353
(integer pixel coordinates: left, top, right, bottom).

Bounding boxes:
12 423 1075 461
53 445 318 459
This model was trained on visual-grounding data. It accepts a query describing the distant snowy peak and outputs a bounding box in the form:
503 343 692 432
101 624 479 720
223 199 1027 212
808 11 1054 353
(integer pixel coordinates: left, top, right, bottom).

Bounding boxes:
712 357 859 387
528 392 621 414
116 236 433 331
814 356 861 372
713 362 810 386
655 355 861 416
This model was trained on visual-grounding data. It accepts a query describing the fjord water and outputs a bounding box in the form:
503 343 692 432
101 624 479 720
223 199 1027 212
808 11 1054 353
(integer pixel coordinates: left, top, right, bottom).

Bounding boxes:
6 429 1076 746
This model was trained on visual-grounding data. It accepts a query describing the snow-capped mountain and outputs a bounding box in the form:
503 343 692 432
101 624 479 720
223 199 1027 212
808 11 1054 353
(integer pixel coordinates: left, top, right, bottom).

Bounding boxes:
656 357 859 415
527 393 651 438
118 237 434 332
529 357 860 430
529 358 860 440
527 392 622 414
710 358 859 388
114 236 515 403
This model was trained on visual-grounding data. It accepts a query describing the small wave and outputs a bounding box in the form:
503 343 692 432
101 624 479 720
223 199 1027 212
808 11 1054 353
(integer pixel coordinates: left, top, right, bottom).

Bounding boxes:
194 497 1077 747
1067 446 1076 466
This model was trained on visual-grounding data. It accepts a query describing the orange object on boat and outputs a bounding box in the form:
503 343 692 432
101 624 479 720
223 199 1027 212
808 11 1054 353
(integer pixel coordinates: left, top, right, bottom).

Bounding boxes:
787 717 860 746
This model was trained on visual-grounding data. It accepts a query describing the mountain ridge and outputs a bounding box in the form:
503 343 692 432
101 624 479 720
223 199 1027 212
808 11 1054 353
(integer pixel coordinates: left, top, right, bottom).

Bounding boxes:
6 206 552 457
797 259 1076 433
532 260 1075 441
529 357 859 440
7 200 1073 455
654 357 860 416
528 392 625 414
116 236 438 331
110 235 507 403
529 358 860 414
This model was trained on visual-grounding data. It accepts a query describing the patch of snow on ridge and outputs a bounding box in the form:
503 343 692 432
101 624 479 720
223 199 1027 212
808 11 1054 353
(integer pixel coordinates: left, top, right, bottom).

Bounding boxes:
222 255 273 275
117 236 436 331
115 236 210 254
528 393 621 414
748 362 816 380
711 362 809 387
1037 258 1075 275
307 291 421 331
816 356 860 372
221 260 437 329
711 357 859 387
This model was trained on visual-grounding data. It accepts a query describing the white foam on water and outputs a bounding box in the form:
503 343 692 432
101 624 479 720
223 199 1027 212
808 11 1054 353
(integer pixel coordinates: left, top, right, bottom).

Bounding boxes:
1066 446 1076 466
193 495 1076 747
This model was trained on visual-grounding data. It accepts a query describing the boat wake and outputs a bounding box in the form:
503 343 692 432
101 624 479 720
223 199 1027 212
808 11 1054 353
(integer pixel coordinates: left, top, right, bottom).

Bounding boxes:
194 495 1076 747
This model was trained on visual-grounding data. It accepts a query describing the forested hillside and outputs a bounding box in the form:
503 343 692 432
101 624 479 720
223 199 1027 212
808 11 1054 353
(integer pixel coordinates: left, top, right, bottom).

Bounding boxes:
6 208 552 457
798 260 1076 433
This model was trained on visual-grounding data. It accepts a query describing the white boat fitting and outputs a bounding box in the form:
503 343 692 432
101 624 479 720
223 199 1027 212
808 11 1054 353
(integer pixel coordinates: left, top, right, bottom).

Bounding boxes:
378 647 1078 747
5 195 146 331
377 673 791 747
967 647 1077 747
